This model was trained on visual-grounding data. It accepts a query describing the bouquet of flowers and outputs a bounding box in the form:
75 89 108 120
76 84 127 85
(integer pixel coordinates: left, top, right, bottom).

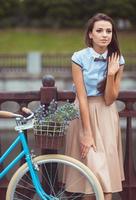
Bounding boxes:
33 100 79 137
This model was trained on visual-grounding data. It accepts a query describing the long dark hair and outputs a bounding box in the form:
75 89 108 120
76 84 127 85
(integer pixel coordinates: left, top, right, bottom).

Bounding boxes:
85 13 121 57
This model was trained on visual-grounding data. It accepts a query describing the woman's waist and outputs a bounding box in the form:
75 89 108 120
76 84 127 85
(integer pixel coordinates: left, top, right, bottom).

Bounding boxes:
75 95 105 104
87 95 105 103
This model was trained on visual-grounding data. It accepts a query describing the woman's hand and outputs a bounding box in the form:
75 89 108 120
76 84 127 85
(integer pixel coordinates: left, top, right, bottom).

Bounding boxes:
80 135 96 159
108 53 120 76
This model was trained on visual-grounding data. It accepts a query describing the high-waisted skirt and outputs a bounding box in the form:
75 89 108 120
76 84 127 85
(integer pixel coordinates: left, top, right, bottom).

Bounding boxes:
64 96 125 194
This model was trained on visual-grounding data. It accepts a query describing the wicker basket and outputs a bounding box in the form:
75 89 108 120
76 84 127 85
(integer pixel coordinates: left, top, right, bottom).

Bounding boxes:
33 121 66 149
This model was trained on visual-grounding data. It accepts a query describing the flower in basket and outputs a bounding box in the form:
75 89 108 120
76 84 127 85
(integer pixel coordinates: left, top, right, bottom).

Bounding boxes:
33 100 79 137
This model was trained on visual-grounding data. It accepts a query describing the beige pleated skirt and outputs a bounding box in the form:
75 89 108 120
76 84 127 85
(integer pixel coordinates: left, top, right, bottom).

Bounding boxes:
64 96 125 194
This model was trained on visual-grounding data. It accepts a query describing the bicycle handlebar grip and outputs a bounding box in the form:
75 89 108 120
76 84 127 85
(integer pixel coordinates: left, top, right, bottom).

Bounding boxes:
22 107 32 114
0 111 20 118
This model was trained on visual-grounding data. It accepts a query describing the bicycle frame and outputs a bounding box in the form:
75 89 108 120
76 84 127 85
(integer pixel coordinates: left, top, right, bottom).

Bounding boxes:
0 130 52 200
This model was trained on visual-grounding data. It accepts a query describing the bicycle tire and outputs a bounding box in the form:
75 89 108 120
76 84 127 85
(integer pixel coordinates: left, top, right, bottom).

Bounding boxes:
6 154 104 200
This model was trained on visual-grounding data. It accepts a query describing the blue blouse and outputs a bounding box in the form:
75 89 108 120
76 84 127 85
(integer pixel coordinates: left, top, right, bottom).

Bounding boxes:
72 47 125 96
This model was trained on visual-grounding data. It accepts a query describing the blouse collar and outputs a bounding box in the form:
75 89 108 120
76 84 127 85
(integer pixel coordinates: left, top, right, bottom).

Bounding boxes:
89 47 108 59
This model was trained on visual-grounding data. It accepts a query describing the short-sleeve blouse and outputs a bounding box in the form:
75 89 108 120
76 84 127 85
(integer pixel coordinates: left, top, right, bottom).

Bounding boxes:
72 47 125 96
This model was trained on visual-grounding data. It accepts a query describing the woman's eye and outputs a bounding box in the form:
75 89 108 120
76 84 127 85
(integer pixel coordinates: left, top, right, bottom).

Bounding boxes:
96 29 102 33
96 29 112 33
107 30 112 33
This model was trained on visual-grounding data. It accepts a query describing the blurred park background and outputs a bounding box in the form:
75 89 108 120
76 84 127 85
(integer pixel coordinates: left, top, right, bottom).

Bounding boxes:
0 0 136 92
0 1 136 199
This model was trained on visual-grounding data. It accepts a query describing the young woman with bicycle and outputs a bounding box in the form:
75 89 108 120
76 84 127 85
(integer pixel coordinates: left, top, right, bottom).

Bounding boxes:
64 13 125 200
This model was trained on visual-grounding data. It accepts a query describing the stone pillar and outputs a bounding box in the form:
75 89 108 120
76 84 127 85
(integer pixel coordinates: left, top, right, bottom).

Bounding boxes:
27 52 41 74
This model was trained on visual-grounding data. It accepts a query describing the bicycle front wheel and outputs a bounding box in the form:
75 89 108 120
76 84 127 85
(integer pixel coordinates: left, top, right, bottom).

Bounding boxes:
6 154 104 200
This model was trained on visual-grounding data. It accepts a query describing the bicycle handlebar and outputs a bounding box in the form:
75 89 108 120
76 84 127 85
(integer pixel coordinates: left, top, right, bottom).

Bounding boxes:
22 107 32 115
0 111 23 118
15 107 34 130
21 107 34 121
0 107 34 121
0 107 34 131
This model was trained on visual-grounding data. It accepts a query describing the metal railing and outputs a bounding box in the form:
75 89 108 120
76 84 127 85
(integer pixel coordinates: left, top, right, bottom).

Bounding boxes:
0 53 135 72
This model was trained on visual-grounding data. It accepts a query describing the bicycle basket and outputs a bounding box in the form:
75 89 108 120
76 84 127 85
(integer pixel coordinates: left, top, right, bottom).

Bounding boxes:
33 120 66 149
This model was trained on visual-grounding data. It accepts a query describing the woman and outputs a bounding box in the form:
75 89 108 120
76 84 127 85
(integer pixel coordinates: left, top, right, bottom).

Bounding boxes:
64 13 125 200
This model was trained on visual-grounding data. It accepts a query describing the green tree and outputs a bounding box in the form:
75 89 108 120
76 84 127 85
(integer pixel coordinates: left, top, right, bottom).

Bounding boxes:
0 0 135 28
0 0 20 27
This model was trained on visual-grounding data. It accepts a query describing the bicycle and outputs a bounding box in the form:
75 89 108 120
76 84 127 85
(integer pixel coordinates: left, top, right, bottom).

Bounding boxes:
0 108 104 200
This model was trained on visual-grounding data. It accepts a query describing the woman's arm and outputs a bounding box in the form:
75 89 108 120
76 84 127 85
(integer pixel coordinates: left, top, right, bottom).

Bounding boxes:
72 62 96 158
104 53 124 105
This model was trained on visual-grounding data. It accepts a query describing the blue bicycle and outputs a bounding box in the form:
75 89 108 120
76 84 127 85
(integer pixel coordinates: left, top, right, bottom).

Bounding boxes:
0 108 104 200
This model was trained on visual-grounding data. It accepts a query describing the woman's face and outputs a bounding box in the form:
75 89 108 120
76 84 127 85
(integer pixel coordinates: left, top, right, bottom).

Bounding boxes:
89 20 112 51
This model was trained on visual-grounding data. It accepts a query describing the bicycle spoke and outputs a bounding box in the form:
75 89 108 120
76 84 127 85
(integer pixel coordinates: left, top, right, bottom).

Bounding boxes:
14 191 32 200
42 163 56 197
16 183 35 192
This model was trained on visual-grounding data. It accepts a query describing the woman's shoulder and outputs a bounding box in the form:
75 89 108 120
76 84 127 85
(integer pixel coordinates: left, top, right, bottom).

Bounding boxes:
71 48 90 68
71 47 90 62
71 47 90 68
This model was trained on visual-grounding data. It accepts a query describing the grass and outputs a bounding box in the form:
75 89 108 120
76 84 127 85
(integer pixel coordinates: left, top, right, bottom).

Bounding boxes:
0 28 135 54
0 29 84 54
118 31 136 54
